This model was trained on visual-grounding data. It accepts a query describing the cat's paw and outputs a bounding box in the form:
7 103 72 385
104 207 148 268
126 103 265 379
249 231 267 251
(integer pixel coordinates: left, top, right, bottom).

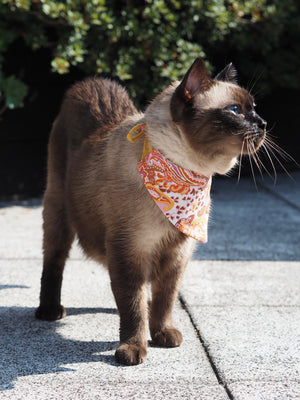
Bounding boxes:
115 343 147 366
35 305 66 321
151 328 183 348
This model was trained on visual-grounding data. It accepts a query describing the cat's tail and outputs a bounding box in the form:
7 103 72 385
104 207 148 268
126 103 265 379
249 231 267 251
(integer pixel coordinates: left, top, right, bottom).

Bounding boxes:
60 77 138 149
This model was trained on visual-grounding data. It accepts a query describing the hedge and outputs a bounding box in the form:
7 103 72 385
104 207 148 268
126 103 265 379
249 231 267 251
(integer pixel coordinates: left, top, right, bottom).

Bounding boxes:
0 0 299 114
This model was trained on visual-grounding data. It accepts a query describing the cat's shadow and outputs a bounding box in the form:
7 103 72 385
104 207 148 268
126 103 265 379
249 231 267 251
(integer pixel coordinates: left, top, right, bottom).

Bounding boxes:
0 305 121 391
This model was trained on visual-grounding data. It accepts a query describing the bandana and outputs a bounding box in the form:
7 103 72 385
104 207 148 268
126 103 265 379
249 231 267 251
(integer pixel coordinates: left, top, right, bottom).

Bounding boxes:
127 124 211 243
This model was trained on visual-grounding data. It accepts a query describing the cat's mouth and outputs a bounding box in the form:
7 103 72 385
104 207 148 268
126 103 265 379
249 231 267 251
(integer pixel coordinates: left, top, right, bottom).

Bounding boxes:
242 129 266 155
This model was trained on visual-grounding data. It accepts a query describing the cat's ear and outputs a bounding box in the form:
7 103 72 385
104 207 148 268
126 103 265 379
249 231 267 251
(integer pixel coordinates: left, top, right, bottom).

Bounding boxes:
177 58 213 102
171 58 213 122
214 63 237 83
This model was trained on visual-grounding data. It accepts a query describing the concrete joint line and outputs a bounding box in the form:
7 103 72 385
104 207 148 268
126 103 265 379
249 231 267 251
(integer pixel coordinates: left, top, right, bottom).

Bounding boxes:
258 182 300 212
179 294 235 400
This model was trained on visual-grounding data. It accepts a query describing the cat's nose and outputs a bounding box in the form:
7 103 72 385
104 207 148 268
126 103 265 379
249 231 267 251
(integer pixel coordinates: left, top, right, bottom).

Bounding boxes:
257 116 267 131
249 111 267 131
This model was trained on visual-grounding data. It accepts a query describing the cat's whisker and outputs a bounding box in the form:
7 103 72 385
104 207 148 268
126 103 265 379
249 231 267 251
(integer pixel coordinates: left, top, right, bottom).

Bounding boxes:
249 140 263 179
247 140 257 189
263 142 294 180
255 146 274 180
244 130 259 141
264 139 291 163
252 142 266 179
247 68 264 96
264 137 300 167
261 143 277 184
237 139 245 183
265 122 276 136
242 125 297 184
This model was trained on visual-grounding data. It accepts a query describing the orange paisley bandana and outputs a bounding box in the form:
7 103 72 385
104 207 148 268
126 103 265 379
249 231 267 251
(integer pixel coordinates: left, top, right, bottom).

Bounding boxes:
127 124 211 243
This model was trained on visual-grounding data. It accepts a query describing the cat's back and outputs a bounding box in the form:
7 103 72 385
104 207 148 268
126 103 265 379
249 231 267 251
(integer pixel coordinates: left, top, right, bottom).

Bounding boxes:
55 77 137 149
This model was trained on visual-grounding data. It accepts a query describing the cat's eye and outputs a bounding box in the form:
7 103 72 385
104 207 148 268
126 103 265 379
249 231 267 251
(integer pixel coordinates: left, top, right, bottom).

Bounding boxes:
228 105 240 115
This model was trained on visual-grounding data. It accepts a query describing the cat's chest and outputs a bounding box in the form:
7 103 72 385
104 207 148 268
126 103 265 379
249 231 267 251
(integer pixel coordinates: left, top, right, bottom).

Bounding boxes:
135 213 171 250
132 202 193 257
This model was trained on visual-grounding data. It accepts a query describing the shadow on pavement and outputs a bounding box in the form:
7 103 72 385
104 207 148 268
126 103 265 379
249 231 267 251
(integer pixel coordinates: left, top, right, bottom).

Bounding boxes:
0 306 119 391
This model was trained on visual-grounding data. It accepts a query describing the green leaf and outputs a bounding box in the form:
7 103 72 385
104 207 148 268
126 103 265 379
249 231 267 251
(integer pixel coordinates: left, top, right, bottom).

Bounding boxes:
0 76 28 109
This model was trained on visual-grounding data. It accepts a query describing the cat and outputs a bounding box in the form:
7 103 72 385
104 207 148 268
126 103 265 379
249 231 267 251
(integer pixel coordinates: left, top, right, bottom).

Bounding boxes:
35 58 267 365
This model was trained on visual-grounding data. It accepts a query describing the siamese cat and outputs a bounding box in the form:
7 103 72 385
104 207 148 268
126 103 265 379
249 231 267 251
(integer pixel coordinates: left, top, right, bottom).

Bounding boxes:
35 58 266 365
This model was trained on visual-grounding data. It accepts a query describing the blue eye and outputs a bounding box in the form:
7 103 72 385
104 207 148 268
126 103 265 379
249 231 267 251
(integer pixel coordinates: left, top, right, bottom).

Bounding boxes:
228 105 240 115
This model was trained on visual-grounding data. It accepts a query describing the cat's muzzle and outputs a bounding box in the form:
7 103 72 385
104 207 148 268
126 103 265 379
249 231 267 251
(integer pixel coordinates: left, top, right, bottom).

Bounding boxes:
244 128 266 153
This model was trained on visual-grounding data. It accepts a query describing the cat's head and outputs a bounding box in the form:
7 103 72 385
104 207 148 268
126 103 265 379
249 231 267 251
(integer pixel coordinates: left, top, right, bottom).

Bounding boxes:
145 58 267 177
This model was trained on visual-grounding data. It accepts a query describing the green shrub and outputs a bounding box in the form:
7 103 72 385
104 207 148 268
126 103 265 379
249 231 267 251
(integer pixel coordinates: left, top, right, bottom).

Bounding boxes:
0 0 299 114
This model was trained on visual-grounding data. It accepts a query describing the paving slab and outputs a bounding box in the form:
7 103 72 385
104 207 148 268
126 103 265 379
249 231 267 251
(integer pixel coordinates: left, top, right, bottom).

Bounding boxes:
181 260 300 399
1 173 299 399
0 201 83 260
1 172 299 262
227 382 300 400
194 173 300 261
0 259 228 400
259 170 300 210
0 200 43 260
182 260 300 307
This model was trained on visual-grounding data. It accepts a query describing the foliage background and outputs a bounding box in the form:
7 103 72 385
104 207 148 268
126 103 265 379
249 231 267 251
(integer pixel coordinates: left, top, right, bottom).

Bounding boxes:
0 0 299 197
1 0 299 111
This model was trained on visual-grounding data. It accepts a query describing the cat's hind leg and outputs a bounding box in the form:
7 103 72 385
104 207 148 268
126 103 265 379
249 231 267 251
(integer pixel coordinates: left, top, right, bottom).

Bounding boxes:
36 119 74 321
35 189 75 321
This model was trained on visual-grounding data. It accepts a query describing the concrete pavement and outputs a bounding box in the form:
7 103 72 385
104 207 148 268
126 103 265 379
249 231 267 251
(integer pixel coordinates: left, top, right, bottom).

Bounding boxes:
0 172 299 399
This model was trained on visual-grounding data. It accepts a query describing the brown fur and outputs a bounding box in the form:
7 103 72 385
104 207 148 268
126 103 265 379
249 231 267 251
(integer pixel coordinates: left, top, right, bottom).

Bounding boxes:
36 58 266 365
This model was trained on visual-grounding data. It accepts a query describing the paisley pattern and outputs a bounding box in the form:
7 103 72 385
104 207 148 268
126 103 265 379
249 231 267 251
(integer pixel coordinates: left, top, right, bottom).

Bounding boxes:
137 150 211 243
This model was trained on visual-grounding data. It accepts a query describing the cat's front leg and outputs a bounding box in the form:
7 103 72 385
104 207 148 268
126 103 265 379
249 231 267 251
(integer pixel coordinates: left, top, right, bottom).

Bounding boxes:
150 252 188 348
108 247 148 366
